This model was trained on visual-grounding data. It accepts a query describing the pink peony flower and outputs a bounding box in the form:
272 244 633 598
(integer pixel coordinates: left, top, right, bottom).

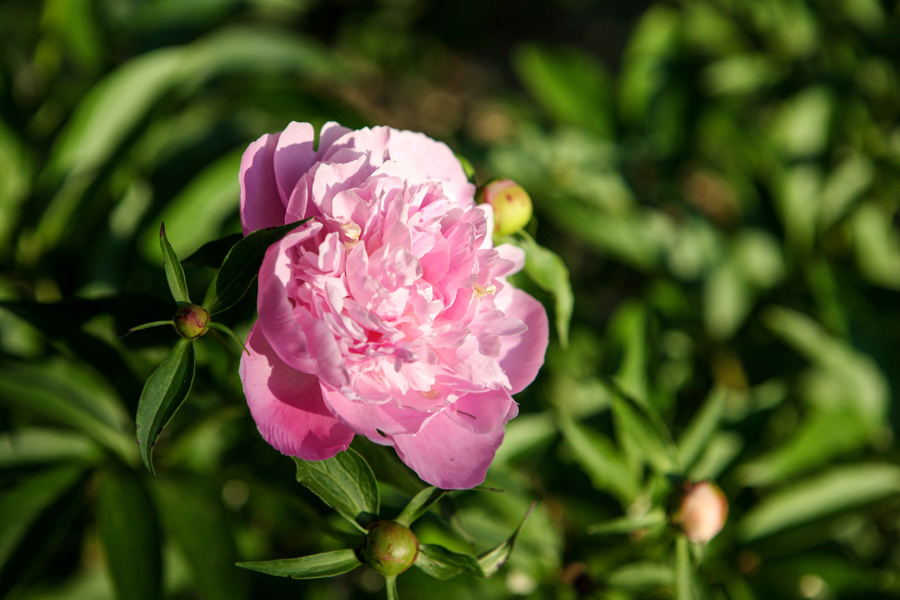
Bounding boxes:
238 122 549 489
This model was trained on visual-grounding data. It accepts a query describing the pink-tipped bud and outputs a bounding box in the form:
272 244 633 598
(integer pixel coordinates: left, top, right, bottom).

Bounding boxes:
476 179 533 236
362 521 419 577
673 481 728 543
173 304 210 340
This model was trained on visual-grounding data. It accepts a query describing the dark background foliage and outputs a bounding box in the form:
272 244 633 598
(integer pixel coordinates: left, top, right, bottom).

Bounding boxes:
2 0 900 598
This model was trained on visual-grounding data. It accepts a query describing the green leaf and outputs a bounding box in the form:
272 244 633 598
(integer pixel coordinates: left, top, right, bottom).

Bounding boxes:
236 549 361 579
0 466 83 570
455 153 476 185
351 437 425 498
293 449 380 530
517 232 573 347
96 469 162 600
201 218 311 315
675 535 693 600
610 394 678 474
136 338 196 474
677 388 726 470
587 510 666 535
152 477 247 600
414 544 484 580
739 464 900 541
0 428 102 468
182 233 243 269
477 501 536 578
394 487 447 527
159 223 190 304
558 416 639 503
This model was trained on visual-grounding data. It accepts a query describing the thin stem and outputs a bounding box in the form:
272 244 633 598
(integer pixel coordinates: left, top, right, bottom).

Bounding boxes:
120 320 173 338
384 576 399 600
208 322 250 355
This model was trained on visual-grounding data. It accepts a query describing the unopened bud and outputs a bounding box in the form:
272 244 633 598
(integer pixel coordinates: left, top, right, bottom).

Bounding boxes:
477 179 533 236
673 481 728 543
362 521 418 577
173 304 210 340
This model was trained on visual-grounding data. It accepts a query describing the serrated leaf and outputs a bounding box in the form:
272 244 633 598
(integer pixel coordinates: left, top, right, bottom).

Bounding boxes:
394 487 447 527
293 449 379 530
0 466 84 570
518 232 573 347
182 233 243 269
201 219 311 315
414 544 483 580
739 464 900 541
96 469 162 600
136 338 196 474
477 501 536 578
159 223 190 304
237 549 361 579
152 478 247 600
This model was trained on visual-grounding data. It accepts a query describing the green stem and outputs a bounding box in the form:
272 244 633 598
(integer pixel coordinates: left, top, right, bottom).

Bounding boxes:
208 322 250 355
385 576 399 600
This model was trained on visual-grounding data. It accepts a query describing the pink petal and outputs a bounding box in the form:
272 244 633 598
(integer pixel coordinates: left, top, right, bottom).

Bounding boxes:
274 122 317 205
386 129 469 186
391 412 504 489
320 385 434 439
495 288 549 394
239 323 354 460
240 133 286 235
447 388 517 434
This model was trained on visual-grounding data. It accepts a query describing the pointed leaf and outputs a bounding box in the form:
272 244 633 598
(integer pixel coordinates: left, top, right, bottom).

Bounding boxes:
587 510 666 535
351 437 424 497
477 501 536 578
518 232 573 347
201 218 311 315
675 535 693 600
96 469 162 600
0 466 83 570
677 388 726 470
293 449 380 530
559 415 639 503
136 338 196 474
414 544 483 580
0 429 102 468
610 394 678 474
183 233 243 269
237 549 361 579
159 223 190 304
394 487 447 527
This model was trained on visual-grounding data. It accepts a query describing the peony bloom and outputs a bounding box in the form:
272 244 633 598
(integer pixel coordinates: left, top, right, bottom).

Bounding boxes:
238 122 548 489
674 481 729 543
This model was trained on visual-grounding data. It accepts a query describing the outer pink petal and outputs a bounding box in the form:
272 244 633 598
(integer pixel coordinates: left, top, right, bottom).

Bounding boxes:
240 133 286 235
391 412 504 489
320 385 434 438
495 288 549 394
386 129 469 185
240 323 354 460
257 225 350 390
447 388 516 434
274 122 317 204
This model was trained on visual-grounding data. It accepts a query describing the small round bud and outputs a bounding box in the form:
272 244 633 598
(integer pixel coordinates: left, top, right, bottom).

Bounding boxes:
476 179 533 236
173 304 210 340
673 481 728 543
362 521 418 577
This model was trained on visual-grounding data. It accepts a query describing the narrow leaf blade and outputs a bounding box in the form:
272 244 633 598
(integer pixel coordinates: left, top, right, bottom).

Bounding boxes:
293 448 380 529
159 223 190 304
675 535 693 600
477 501 536 578
518 232 573 347
237 549 361 579
136 338 196 474
201 218 311 315
394 487 447 527
415 544 483 580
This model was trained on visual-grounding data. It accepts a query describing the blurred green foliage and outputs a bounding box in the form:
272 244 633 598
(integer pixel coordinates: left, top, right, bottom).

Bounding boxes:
2 0 900 599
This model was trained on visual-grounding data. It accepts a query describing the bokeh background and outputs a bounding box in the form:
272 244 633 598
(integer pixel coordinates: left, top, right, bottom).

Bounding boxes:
3 0 900 598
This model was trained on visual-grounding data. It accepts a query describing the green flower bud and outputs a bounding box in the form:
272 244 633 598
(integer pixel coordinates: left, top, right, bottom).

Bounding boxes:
173 304 210 340
362 521 419 577
672 481 728 543
476 179 533 236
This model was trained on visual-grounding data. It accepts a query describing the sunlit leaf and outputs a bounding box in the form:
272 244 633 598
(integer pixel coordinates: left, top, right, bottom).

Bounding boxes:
136 338 196 474
394 487 447 527
159 223 190 304
236 549 361 579
414 544 483 580
587 510 666 536
0 428 102 467
517 232 573 347
293 449 380 531
674 535 693 600
477 501 536 578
